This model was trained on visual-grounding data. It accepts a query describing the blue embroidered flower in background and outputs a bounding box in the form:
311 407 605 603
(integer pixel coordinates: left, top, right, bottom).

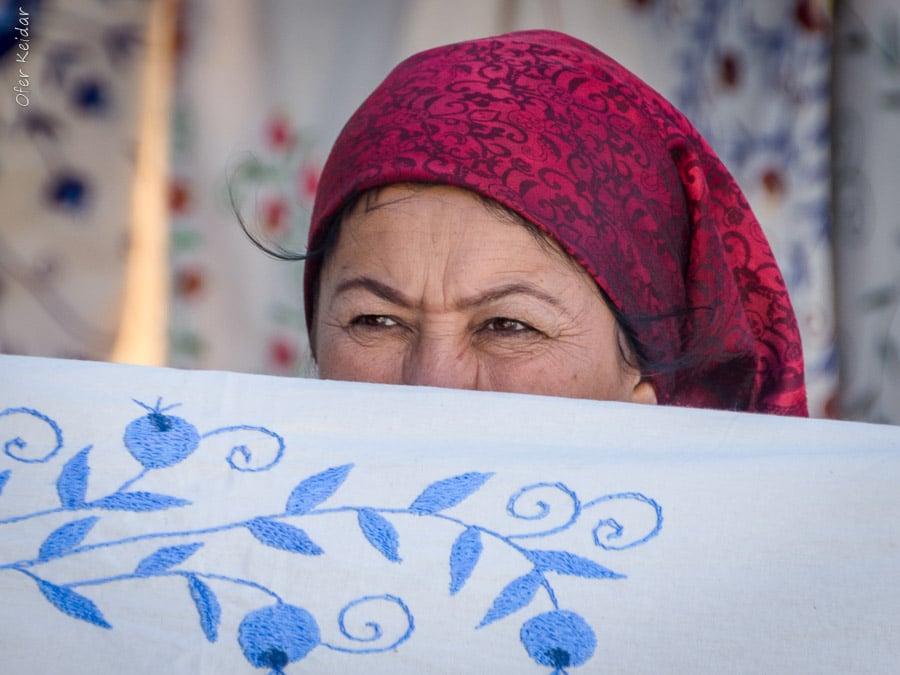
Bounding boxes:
71 77 111 116
45 170 91 213
0 399 662 672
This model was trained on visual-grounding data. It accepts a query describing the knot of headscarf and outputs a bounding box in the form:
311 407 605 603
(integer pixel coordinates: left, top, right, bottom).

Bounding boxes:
306 30 808 415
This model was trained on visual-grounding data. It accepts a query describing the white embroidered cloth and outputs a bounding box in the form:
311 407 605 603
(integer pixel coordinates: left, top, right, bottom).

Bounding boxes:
1 355 898 673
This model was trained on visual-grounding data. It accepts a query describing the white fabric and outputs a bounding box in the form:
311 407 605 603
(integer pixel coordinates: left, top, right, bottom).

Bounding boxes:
1 355 898 673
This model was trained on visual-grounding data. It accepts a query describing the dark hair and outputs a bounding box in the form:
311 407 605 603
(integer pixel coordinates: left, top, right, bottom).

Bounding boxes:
232 185 341 326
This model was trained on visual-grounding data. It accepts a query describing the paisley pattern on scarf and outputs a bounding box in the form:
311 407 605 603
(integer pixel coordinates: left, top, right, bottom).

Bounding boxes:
307 30 808 415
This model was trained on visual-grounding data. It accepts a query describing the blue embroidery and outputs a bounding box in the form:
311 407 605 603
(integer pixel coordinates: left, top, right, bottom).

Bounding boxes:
521 610 597 671
34 574 112 629
590 492 664 550
134 543 205 576
245 516 324 555
238 604 321 669
357 507 402 562
284 463 350 514
449 525 482 594
187 573 221 641
38 516 100 561
329 594 414 654
56 446 91 507
1 407 64 463
124 398 200 469
407 471 493 514
201 424 285 472
0 400 662 673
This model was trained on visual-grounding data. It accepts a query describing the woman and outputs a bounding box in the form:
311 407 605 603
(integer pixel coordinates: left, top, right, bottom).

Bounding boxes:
284 30 807 414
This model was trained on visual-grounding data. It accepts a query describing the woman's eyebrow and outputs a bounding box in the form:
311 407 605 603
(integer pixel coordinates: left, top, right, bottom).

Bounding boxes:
458 283 564 310
334 276 563 311
334 276 413 307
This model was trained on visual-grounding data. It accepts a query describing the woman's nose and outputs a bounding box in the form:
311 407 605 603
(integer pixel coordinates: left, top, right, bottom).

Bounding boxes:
402 336 478 390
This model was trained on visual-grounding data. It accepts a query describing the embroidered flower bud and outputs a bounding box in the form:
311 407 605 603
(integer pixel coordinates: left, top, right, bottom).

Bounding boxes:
238 604 320 670
520 609 596 670
124 399 199 469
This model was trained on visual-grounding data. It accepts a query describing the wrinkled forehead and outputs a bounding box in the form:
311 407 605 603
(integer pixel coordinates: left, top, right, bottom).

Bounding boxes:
338 183 587 275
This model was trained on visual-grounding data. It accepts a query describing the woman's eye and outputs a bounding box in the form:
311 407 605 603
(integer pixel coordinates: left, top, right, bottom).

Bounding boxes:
350 314 400 328
482 317 537 334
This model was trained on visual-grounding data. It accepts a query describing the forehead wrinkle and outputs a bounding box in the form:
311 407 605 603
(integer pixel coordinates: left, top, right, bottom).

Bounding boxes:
335 185 586 315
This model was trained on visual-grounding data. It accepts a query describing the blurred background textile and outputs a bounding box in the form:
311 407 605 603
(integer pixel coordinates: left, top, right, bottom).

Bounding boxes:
0 0 167 363
1 0 897 423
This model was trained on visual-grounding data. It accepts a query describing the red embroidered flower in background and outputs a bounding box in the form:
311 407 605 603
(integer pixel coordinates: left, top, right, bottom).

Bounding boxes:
717 49 743 89
824 392 841 419
266 113 296 152
172 0 192 64
268 335 298 372
169 179 193 215
259 196 290 238
794 0 829 33
174 265 205 299
761 167 787 199
298 163 320 204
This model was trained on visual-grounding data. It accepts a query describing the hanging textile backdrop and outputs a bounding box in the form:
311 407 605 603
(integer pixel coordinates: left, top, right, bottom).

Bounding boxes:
833 0 900 424
3 1 895 423
2 354 899 672
0 0 155 360
167 0 839 417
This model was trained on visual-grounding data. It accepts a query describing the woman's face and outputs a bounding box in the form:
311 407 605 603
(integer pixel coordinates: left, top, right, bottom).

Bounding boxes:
314 184 656 404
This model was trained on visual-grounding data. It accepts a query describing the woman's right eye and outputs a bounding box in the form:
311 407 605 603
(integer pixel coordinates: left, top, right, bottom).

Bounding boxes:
349 315 400 328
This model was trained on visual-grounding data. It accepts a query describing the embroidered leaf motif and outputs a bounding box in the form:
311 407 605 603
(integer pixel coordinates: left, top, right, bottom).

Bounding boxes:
134 542 204 576
0 469 10 495
187 574 221 642
38 516 100 562
285 464 353 515
91 492 190 511
449 526 483 595
478 569 542 627
357 508 401 562
408 472 493 515
56 446 91 508
525 550 624 579
245 517 324 555
36 579 111 629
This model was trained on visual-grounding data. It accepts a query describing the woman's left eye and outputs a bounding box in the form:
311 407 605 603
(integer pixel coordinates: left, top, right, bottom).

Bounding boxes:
481 317 538 334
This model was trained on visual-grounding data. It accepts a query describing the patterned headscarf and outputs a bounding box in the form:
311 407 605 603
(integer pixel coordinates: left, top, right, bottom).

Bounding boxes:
306 30 807 415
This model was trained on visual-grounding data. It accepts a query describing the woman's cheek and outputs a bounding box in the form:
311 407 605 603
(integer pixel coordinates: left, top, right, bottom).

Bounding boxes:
476 351 559 396
321 335 406 385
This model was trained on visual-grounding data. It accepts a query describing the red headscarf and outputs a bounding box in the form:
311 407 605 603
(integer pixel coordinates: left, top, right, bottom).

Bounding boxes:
306 30 807 415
